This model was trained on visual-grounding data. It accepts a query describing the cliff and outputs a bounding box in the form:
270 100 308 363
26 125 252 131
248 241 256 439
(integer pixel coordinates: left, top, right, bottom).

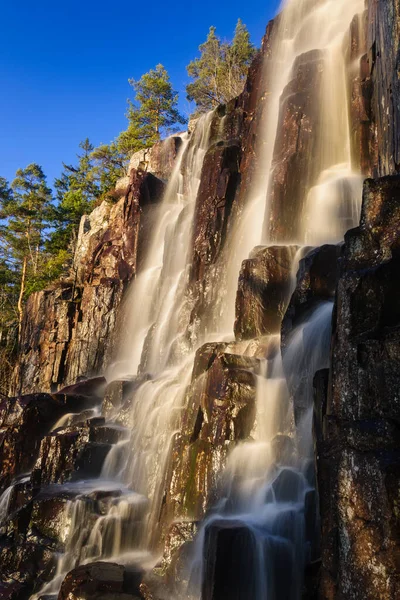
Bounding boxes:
0 1 399 599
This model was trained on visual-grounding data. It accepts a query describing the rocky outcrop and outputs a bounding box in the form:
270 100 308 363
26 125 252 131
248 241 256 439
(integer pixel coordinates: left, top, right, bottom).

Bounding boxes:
159 344 258 537
128 136 183 181
11 169 165 395
0 392 97 490
235 245 299 340
268 50 325 242
316 175 400 599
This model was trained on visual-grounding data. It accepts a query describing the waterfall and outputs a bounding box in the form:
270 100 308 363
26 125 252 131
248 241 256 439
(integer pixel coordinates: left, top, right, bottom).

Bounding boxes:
31 0 366 598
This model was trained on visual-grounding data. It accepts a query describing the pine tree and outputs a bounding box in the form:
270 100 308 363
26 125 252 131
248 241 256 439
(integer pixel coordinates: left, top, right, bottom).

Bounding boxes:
90 141 127 197
90 65 187 198
186 20 256 112
49 138 101 259
186 27 224 111
0 165 53 335
114 64 187 160
127 64 187 143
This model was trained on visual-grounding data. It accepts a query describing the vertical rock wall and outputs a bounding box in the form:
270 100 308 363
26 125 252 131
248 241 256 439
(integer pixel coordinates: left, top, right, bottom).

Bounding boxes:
314 3 400 596
10 168 166 395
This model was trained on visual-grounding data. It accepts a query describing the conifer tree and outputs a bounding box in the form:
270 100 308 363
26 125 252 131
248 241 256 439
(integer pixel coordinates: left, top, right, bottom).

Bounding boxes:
91 65 186 196
116 64 186 156
0 165 53 335
186 20 256 112
50 138 99 254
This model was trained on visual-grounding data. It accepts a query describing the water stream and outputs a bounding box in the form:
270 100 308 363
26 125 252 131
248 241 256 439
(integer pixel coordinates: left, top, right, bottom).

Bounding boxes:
31 0 365 598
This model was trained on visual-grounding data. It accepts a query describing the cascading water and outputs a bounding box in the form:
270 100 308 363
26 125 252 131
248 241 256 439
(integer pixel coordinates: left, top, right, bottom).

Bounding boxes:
31 0 366 598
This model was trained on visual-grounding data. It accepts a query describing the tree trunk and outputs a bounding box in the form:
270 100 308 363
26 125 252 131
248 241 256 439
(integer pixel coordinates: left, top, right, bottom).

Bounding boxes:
17 256 27 343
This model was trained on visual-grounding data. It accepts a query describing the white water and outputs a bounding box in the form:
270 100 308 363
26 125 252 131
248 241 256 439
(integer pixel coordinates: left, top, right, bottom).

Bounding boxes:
28 0 366 598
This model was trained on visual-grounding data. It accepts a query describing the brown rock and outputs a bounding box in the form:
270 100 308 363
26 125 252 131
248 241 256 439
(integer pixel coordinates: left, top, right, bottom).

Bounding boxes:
234 245 299 340
58 562 144 600
268 50 325 242
159 345 257 538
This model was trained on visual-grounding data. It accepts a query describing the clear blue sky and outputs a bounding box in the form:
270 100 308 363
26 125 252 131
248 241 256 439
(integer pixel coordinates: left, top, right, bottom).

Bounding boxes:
0 0 281 189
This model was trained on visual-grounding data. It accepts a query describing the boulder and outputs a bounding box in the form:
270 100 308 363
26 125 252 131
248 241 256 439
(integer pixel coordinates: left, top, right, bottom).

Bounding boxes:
234 245 299 340
281 244 340 349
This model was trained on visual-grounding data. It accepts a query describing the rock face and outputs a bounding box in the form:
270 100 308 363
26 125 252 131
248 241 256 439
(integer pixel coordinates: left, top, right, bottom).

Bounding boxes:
366 0 400 177
190 141 241 286
158 344 257 538
268 50 325 242
11 169 165 395
316 175 400 599
0 392 97 489
2 3 400 600
235 245 299 340
128 135 183 180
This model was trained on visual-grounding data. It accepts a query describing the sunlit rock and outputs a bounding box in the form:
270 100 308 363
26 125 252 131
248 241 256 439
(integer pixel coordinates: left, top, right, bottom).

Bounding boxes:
235 245 299 340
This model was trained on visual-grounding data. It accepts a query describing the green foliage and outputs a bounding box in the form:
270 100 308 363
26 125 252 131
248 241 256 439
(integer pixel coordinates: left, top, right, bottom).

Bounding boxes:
5 164 53 273
50 139 99 253
90 64 187 199
90 142 127 198
127 64 187 141
186 19 256 112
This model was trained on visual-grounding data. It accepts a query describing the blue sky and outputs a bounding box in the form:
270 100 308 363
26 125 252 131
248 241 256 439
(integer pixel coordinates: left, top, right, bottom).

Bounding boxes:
0 0 281 188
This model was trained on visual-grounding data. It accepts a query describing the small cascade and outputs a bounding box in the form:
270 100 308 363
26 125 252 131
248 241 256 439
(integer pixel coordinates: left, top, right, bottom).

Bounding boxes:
188 303 333 599
31 113 218 598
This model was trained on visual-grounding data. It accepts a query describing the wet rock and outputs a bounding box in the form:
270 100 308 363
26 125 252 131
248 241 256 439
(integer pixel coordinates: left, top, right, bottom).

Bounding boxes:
366 0 400 177
0 393 94 490
89 423 129 445
281 244 340 348
28 490 76 549
343 175 400 270
270 434 296 466
0 540 56 588
101 377 150 420
0 582 30 600
190 141 241 286
159 346 258 536
268 50 325 242
266 468 306 504
73 442 111 479
158 521 199 587
345 11 374 176
201 520 260 600
33 418 113 484
316 175 400 598
280 245 338 426
58 561 144 600
234 245 299 340
33 426 89 485
57 377 107 399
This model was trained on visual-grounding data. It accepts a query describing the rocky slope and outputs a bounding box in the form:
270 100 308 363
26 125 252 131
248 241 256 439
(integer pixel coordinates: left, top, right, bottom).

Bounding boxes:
0 1 399 599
